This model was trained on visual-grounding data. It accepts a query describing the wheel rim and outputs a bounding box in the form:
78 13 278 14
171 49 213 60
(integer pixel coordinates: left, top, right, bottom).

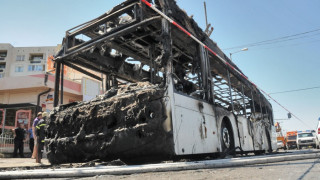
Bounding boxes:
222 127 230 148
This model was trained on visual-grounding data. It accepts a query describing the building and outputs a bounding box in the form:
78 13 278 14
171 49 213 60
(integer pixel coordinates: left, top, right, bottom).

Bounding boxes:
0 43 100 134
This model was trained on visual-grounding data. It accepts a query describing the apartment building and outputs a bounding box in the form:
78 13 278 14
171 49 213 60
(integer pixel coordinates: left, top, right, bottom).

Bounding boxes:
0 43 92 133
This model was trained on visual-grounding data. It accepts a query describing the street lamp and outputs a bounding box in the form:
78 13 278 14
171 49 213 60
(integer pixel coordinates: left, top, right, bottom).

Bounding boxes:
229 48 248 60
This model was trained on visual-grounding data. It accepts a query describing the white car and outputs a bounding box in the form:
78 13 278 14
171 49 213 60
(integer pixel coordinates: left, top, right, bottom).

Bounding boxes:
277 140 284 150
296 132 316 149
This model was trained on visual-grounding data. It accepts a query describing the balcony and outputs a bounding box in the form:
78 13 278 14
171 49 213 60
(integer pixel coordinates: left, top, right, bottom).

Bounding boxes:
29 54 44 63
0 63 6 75
0 50 7 61
0 63 6 70
29 60 42 64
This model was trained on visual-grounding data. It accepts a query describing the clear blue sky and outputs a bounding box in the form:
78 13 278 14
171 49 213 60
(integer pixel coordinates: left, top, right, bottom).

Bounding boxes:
1 0 319 132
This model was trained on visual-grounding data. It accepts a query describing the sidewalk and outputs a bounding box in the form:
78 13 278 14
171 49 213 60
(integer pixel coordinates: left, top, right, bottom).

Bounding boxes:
0 157 50 169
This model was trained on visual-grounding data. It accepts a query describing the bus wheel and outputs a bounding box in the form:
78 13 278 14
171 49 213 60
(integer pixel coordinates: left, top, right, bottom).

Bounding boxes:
221 119 235 155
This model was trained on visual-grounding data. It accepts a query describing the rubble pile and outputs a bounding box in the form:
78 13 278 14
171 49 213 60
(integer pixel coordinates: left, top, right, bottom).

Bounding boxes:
46 82 172 164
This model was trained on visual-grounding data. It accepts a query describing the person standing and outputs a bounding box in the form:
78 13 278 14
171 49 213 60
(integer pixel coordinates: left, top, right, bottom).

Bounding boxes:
28 127 34 154
12 123 26 158
31 112 42 159
36 112 47 163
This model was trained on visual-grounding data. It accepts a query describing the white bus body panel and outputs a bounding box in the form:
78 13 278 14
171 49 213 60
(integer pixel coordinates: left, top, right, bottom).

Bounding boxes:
172 93 242 155
172 93 219 155
271 125 278 151
237 116 254 151
169 87 273 155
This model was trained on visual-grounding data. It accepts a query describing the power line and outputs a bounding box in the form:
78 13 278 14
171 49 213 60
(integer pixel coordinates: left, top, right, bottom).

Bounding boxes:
269 86 320 95
254 39 320 51
223 28 320 50
243 32 320 48
261 89 312 129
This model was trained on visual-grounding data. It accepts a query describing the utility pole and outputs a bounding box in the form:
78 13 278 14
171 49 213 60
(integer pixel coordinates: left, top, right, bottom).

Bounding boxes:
203 1 214 37
204 2 208 28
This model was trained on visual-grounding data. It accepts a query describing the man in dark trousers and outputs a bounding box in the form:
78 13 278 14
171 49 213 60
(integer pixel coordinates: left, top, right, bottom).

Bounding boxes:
28 127 34 154
12 123 26 158
36 112 47 163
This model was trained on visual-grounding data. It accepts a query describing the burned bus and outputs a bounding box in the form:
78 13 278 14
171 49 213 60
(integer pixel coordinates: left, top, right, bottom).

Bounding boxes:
47 0 277 164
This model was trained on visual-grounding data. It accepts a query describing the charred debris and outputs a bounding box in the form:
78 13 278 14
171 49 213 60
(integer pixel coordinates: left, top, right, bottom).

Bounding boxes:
48 0 272 164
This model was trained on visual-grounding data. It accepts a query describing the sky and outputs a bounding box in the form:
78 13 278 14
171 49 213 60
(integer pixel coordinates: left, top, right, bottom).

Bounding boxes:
1 0 319 132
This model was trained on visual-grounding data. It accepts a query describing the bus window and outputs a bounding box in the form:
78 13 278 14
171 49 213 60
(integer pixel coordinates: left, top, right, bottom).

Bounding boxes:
172 58 204 100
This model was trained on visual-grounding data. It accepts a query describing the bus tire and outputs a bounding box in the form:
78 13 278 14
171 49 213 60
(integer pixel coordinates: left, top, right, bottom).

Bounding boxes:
220 118 235 155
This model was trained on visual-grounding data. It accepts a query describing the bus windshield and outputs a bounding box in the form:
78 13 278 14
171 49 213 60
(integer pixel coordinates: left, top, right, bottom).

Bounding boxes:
298 133 313 138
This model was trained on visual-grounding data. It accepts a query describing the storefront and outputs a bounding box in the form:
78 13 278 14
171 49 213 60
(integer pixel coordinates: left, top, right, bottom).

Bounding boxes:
0 104 38 135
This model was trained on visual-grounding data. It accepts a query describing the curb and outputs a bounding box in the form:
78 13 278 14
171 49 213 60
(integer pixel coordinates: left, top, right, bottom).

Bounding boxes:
0 152 319 179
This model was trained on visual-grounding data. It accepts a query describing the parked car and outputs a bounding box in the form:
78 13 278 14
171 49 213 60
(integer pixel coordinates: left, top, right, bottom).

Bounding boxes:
277 140 285 150
296 132 316 149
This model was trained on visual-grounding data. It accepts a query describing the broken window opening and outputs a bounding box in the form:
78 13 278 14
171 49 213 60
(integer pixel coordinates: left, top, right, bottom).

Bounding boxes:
172 49 205 101
65 2 141 53
74 34 92 44
212 70 272 122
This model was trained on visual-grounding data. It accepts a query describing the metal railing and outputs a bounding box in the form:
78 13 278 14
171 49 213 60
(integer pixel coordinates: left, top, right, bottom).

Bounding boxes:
0 134 31 153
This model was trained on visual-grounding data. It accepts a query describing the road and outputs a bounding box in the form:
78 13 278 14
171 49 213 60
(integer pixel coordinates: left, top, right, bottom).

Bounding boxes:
1 149 320 179
80 158 320 180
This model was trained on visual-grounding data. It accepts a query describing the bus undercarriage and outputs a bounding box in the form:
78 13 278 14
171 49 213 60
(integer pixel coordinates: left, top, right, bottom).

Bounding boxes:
47 0 276 164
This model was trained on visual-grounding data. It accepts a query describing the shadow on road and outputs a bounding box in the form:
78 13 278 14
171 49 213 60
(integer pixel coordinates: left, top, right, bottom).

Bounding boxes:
298 158 320 180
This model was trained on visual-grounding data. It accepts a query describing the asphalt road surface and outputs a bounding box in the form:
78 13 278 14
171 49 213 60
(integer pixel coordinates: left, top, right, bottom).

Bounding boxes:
1 149 319 179
80 158 320 180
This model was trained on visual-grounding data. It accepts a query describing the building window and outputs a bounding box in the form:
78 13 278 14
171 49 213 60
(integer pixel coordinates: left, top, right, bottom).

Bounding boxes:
16 55 25 61
28 65 44 72
15 66 24 72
